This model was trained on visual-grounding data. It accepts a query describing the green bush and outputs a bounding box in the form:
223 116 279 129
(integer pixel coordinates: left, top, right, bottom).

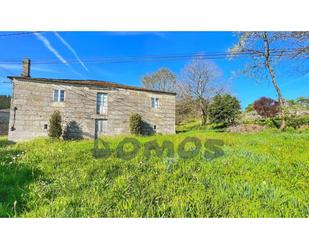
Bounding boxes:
254 118 280 128
48 111 62 138
253 116 309 130
286 116 309 129
208 94 241 126
129 113 143 135
0 95 11 109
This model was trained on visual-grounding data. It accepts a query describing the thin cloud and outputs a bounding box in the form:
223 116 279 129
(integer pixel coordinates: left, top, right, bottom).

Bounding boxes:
53 32 89 72
34 32 83 78
34 32 69 65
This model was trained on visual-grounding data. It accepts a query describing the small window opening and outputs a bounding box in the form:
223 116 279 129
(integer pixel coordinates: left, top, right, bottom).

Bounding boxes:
97 93 108 114
151 97 159 108
53 89 65 102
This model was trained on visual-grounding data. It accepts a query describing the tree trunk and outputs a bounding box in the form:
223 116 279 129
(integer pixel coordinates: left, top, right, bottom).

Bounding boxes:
266 62 286 130
263 32 286 131
201 108 207 125
199 98 207 125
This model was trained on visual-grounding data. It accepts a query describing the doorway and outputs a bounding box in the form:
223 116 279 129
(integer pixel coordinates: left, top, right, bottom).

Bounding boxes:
95 119 107 139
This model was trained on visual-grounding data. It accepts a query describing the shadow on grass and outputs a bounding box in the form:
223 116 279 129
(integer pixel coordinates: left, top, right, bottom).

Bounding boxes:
210 124 227 132
0 140 37 217
0 139 15 148
176 129 188 134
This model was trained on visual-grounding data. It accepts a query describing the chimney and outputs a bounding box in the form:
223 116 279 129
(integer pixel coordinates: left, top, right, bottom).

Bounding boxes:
21 58 31 77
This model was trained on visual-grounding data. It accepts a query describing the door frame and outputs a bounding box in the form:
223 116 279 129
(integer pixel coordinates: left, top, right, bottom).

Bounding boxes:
94 118 107 139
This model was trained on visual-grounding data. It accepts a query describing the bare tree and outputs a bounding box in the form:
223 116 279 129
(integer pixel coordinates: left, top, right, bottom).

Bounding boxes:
229 31 308 130
180 55 224 125
141 68 177 92
175 95 200 124
285 32 309 59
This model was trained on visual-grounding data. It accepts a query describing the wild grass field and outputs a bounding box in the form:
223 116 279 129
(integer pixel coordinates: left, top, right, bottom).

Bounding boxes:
0 129 308 217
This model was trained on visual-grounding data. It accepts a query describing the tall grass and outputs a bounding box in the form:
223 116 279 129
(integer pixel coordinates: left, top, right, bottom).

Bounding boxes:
0 130 308 217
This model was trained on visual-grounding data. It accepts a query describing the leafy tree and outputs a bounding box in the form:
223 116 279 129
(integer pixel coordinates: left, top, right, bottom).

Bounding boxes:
48 111 62 138
0 95 11 109
229 32 309 130
208 94 241 126
129 113 143 135
253 97 279 118
142 68 177 92
245 103 254 112
180 55 225 125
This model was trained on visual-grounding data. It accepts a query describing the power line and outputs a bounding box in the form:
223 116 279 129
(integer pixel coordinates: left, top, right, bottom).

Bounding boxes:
0 50 296 65
33 50 297 65
0 31 43 40
0 66 15 75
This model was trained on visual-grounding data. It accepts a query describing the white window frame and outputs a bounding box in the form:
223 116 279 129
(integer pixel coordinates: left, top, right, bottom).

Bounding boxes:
53 89 65 102
97 93 108 114
151 97 159 109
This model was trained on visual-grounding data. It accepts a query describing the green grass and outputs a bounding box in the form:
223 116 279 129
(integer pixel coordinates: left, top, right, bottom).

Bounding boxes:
0 129 308 217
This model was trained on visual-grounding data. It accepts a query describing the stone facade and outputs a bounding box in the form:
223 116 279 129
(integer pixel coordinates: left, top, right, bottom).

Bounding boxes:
8 78 176 142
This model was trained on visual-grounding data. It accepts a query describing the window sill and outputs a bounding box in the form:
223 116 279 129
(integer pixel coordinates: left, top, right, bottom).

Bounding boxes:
51 102 65 107
91 113 108 119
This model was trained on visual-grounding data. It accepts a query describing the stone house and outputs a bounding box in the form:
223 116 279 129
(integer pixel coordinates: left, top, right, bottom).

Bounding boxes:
8 59 176 142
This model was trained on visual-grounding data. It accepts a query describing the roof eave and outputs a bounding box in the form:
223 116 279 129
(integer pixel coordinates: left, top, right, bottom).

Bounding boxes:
7 76 177 96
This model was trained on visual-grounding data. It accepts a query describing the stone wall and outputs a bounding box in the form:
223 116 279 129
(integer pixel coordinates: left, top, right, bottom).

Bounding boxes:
8 79 175 141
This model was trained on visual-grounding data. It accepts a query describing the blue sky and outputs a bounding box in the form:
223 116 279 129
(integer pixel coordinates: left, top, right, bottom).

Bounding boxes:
0 31 308 108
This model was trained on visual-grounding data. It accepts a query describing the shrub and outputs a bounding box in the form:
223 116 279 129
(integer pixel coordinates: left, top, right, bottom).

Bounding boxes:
129 113 143 135
286 116 309 129
253 97 279 118
208 94 241 126
48 111 62 138
255 116 309 129
254 118 280 128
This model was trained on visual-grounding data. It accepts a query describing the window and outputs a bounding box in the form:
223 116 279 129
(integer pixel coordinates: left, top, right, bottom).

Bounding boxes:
53 90 65 102
97 93 108 114
151 97 159 109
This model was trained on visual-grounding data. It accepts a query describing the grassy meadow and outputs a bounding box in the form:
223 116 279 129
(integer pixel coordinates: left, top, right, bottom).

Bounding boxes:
0 129 308 217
